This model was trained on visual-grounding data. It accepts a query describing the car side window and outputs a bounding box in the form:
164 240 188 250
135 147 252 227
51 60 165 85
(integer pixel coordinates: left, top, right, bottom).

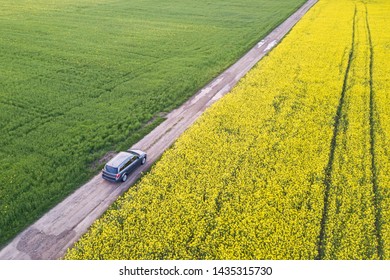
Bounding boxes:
119 156 137 172
128 157 137 165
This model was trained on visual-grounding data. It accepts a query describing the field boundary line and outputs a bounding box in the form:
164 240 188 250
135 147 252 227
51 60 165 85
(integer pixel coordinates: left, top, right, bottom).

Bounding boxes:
316 6 357 260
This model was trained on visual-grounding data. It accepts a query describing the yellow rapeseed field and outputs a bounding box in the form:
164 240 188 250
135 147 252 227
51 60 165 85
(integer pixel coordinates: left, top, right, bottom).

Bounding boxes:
65 0 390 259
369 0 390 259
323 3 377 259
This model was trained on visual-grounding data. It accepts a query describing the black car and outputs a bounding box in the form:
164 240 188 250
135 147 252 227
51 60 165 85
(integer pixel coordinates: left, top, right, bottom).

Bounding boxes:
102 149 147 182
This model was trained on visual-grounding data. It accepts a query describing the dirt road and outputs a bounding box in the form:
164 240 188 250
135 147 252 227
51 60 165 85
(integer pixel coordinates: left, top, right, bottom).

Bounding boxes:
0 0 317 260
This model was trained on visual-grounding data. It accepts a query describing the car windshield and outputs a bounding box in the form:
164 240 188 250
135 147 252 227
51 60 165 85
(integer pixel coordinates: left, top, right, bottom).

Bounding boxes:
105 165 118 174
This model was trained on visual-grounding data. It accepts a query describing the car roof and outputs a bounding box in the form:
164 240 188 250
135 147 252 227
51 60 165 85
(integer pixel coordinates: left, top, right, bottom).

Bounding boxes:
106 152 134 168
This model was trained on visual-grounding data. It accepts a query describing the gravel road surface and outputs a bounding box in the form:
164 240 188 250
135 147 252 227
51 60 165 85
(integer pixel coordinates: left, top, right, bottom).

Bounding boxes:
0 0 317 260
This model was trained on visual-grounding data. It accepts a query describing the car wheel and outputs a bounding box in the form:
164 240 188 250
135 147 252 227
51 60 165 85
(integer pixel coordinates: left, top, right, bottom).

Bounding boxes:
141 157 146 165
122 174 128 182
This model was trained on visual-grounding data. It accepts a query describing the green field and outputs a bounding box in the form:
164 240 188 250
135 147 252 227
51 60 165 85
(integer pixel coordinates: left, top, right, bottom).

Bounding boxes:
0 0 305 246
